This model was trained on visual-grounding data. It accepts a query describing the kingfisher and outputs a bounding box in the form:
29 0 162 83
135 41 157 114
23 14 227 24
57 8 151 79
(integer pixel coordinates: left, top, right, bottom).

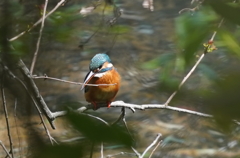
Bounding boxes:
81 53 121 110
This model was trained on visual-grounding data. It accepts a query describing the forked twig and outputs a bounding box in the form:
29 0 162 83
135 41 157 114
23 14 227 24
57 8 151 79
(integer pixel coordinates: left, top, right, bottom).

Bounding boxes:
0 141 12 158
2 63 56 144
140 133 162 158
149 140 162 158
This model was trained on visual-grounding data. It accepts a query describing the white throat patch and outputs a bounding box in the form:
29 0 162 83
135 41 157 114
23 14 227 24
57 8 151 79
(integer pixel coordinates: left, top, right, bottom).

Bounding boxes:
94 63 113 78
94 72 107 78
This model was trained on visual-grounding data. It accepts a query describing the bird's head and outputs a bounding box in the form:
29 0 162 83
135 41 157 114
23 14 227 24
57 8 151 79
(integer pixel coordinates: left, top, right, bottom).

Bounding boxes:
81 53 113 90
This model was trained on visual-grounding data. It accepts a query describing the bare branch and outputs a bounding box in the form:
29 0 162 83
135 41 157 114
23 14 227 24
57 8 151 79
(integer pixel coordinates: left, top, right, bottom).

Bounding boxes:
101 142 104 158
0 141 12 158
141 133 162 158
1 77 14 158
164 53 205 106
149 140 161 158
17 60 56 129
111 101 212 117
106 152 137 158
9 0 66 41
131 147 141 158
33 75 116 87
30 0 49 74
13 99 23 157
2 63 56 143
164 17 225 106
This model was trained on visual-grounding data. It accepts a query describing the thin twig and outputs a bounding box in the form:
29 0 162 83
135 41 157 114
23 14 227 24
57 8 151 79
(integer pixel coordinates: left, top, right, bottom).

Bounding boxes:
9 0 66 41
1 76 14 158
140 133 162 158
0 141 12 158
2 63 56 144
90 141 95 158
164 53 205 105
164 17 225 106
13 99 22 158
33 75 116 87
30 0 49 74
131 147 141 158
111 101 212 117
148 140 162 158
101 142 104 158
17 60 56 129
106 152 137 158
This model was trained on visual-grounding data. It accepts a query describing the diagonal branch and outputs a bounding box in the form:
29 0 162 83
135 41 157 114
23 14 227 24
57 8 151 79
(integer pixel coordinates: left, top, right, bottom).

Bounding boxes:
140 133 162 158
2 63 57 143
30 0 49 74
164 17 225 106
9 0 66 42
17 60 56 129
1 74 14 158
0 141 12 158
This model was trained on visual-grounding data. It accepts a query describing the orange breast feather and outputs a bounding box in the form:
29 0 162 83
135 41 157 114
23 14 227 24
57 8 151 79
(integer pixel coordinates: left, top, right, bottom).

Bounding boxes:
85 68 120 104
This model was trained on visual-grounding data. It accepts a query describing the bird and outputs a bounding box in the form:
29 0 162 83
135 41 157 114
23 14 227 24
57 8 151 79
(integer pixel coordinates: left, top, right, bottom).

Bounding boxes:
81 53 121 110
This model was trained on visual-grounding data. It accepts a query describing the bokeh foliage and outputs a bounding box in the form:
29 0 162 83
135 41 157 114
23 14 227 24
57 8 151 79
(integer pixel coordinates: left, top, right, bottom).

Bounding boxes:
141 0 240 131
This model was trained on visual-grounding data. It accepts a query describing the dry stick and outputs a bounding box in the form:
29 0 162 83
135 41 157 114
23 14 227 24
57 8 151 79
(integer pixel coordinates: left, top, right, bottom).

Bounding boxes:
9 0 66 42
164 18 225 106
140 133 162 158
17 60 56 129
131 147 141 158
90 141 95 158
2 64 56 144
111 101 212 117
30 0 49 74
0 141 12 158
106 152 137 158
148 140 162 158
100 142 104 158
1 80 14 158
33 75 116 87
13 99 22 158
164 53 205 106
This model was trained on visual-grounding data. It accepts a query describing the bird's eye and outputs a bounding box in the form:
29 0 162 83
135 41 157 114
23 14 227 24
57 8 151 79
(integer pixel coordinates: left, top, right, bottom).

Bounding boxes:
98 65 102 69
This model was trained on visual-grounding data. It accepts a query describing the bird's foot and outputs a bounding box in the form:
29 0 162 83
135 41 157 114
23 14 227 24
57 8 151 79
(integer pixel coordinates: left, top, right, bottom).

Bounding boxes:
107 102 111 108
91 102 98 110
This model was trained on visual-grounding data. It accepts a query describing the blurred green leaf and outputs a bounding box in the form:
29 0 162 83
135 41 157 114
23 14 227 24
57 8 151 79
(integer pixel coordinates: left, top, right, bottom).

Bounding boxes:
218 30 240 57
141 53 176 70
35 144 85 158
204 71 240 132
109 25 130 34
176 7 217 66
205 0 240 25
67 111 133 147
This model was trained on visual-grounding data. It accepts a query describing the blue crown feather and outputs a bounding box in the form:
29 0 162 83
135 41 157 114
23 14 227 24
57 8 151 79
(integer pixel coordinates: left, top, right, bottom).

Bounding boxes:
89 53 111 71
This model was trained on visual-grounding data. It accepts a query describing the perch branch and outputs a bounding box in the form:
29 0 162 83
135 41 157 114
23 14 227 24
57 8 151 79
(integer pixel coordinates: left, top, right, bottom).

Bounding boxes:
33 75 116 87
